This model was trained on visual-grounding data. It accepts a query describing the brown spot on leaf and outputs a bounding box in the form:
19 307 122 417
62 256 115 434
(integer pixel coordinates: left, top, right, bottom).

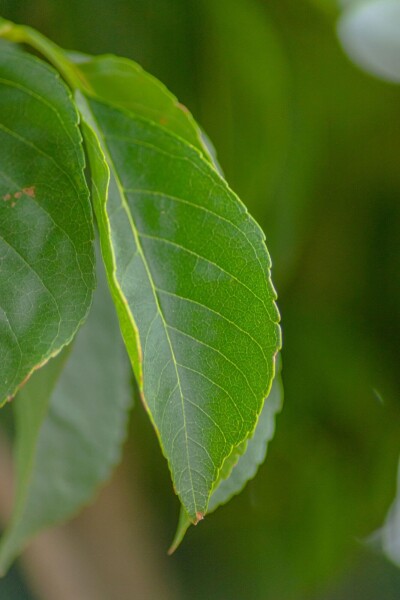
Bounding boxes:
23 186 36 198
194 512 204 524
11 202 16 208
2 186 36 205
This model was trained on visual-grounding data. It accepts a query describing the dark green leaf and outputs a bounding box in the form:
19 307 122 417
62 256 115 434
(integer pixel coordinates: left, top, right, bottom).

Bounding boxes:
0 44 94 405
0 250 132 574
78 93 281 521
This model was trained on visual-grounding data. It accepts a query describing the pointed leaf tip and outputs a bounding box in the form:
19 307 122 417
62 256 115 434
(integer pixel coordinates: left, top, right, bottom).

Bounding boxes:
168 508 192 555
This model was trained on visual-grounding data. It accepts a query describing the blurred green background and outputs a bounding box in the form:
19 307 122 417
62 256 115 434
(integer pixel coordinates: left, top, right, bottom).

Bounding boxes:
1 0 400 598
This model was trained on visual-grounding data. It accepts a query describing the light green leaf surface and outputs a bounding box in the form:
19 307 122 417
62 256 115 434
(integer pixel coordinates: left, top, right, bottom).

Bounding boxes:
170 365 283 552
79 92 280 521
0 44 94 405
0 252 132 574
338 0 400 83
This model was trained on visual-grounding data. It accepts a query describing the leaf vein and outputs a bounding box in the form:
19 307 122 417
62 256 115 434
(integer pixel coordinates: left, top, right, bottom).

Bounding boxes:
155 287 270 367
166 323 259 404
176 363 245 433
138 231 271 316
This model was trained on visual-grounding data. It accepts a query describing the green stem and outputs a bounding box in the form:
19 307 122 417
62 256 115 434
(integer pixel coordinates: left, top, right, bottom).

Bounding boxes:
0 18 93 93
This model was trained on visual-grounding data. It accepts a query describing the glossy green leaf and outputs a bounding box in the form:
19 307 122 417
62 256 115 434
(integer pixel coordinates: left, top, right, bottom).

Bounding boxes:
0 44 95 405
0 251 132 574
78 92 281 521
170 364 283 552
338 0 400 83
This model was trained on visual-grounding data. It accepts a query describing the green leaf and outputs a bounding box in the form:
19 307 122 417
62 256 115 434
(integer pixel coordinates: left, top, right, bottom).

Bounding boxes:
78 92 281 522
70 54 211 158
338 0 400 83
0 248 132 574
0 43 95 405
169 363 283 552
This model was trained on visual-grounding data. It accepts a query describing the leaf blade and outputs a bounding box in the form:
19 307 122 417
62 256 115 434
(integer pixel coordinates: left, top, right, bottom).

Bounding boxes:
79 93 281 521
0 247 132 574
0 45 95 404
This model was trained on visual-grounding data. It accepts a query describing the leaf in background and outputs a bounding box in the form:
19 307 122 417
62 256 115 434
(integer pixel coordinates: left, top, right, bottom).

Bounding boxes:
78 92 281 522
208 360 283 512
198 0 290 206
338 0 400 83
0 249 132 574
170 362 283 552
70 54 212 159
0 43 95 405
